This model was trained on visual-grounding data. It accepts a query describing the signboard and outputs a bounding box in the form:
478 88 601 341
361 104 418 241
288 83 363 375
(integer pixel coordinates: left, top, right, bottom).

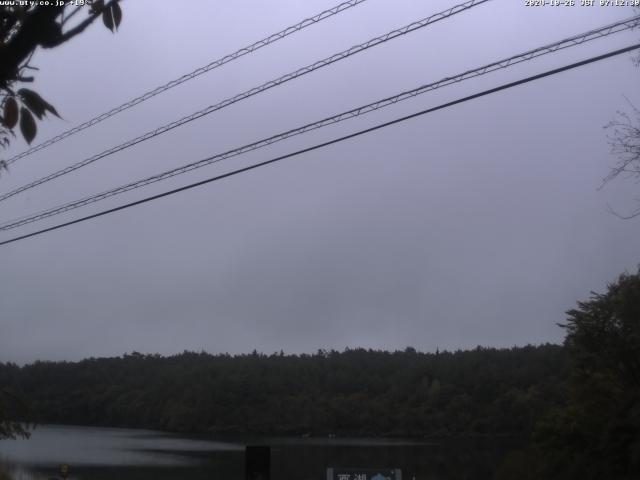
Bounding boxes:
327 468 401 480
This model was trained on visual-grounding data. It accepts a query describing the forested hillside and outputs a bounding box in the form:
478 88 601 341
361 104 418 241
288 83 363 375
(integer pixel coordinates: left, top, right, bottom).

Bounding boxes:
0 345 567 437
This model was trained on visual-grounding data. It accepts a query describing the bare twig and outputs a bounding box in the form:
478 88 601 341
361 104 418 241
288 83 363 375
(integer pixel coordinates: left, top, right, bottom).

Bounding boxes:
606 201 640 220
601 98 640 188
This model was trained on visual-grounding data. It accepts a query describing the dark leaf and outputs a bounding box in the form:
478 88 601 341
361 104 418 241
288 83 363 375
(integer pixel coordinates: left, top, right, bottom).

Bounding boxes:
19 107 36 144
46 102 60 119
3 97 18 129
102 7 114 32
18 88 60 119
112 2 122 30
18 89 45 119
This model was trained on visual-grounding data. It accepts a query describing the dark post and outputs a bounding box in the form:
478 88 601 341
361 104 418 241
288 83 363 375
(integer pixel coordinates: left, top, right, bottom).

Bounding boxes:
245 445 270 480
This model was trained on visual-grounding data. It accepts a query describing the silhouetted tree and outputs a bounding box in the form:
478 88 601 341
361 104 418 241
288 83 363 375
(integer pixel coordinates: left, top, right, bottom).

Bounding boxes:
533 269 640 479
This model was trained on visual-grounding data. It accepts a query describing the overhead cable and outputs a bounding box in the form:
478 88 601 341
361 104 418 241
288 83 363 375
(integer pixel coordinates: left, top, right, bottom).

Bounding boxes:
1 43 638 247
0 0 492 203
3 0 370 166
1 16 638 231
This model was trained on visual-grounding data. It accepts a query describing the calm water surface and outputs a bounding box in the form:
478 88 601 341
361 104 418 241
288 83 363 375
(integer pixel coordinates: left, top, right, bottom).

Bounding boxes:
0 425 520 479
0 425 243 479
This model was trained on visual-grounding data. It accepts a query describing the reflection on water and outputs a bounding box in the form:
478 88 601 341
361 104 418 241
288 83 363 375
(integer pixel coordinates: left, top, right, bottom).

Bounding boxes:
0 425 522 479
0 425 244 479
0 424 242 467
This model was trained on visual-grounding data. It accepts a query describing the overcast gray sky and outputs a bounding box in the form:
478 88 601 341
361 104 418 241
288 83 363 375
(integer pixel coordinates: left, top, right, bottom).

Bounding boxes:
1 0 639 364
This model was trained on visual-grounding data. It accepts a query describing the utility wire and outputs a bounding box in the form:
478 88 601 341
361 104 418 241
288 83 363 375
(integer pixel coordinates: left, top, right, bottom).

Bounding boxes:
1 43 638 247
3 0 370 166
1 16 637 231
0 0 491 203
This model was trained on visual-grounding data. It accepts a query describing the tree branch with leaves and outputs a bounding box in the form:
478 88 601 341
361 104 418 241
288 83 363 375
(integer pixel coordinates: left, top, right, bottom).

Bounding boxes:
0 0 123 165
0 388 32 440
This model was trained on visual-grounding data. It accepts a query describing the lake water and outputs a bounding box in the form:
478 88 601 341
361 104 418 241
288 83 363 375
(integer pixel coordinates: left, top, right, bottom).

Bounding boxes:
0 425 521 479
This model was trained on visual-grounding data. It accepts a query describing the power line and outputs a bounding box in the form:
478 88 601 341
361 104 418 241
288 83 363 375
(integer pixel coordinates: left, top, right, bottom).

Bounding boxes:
0 0 491 203
1 16 637 231
3 0 370 167
1 43 638 248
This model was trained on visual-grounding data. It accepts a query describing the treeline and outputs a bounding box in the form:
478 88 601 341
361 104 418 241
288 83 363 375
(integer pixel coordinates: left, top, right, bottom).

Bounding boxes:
0 344 567 437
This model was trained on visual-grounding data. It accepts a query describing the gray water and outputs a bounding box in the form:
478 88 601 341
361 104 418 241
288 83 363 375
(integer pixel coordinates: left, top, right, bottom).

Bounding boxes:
0 425 520 479
0 425 244 479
